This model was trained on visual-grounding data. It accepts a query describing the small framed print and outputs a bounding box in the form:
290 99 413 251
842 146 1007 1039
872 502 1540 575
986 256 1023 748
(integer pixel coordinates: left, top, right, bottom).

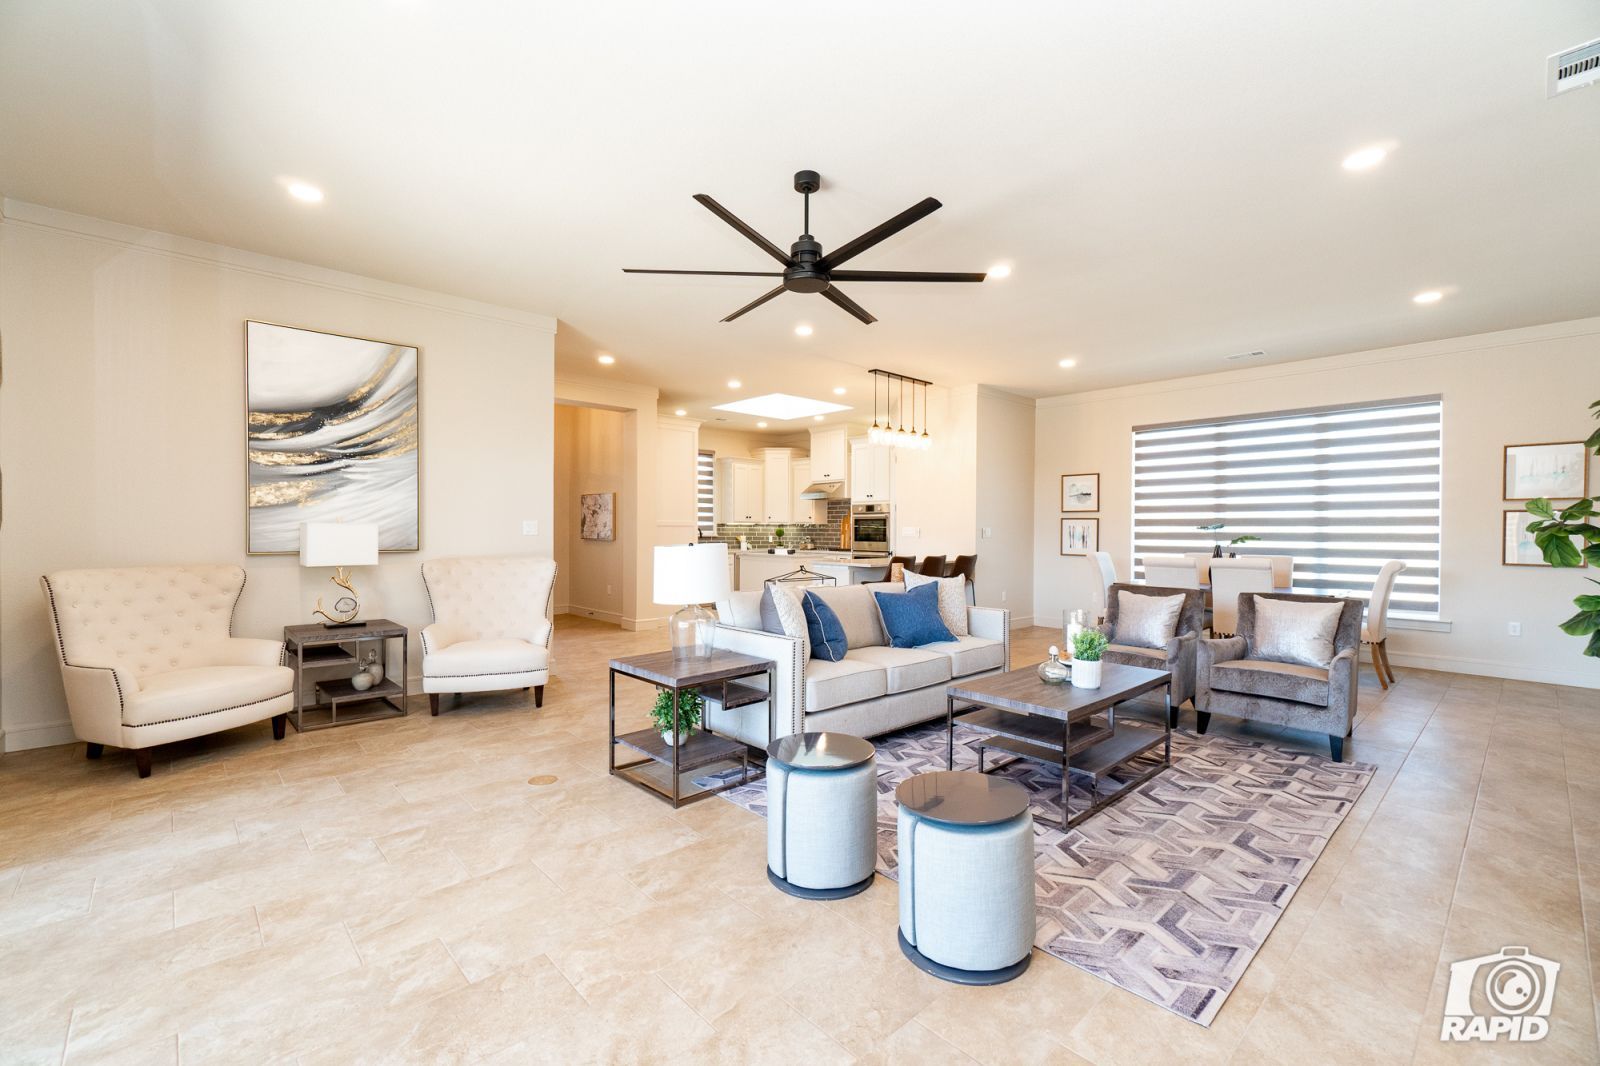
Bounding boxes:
1504 510 1586 567
1060 517 1099 555
1061 473 1100 513
1504 442 1589 501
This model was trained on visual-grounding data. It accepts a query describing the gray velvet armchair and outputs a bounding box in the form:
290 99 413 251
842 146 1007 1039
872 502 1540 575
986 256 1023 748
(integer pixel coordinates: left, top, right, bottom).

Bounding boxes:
1195 592 1363 761
1101 583 1205 725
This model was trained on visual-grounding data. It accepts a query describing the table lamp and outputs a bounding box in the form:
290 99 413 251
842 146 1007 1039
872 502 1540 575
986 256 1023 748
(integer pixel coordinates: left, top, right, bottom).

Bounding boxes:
653 542 729 660
300 521 380 627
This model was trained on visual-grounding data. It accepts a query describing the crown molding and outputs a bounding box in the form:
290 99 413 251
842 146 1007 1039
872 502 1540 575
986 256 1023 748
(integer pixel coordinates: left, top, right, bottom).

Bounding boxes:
976 384 1038 409
1 199 558 333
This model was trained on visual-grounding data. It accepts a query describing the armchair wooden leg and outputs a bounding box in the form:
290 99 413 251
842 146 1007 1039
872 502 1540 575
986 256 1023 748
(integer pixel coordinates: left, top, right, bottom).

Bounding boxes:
534 685 545 709
429 693 440 716
271 714 287 741
85 742 104 759
1329 735 1344 762
134 750 152 779
1195 711 1211 735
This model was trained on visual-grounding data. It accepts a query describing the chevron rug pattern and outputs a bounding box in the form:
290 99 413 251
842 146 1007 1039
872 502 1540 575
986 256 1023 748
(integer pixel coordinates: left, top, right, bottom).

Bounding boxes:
717 721 1374 1025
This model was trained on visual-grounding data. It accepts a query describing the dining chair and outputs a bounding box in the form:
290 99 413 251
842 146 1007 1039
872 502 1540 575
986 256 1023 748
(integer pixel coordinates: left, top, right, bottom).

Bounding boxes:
1184 552 1214 585
1142 555 1200 589
916 555 947 577
1266 555 1294 589
945 555 978 604
1208 557 1274 636
1362 561 1407 689
1090 551 1117 622
889 555 917 582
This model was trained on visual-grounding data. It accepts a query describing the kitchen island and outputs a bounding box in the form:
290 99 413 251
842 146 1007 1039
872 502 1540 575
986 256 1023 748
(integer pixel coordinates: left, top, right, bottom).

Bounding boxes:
734 550 891 592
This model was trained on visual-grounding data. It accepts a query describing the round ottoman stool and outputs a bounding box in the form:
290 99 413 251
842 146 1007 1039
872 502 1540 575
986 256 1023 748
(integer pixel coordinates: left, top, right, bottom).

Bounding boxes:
895 770 1035 984
766 732 878 900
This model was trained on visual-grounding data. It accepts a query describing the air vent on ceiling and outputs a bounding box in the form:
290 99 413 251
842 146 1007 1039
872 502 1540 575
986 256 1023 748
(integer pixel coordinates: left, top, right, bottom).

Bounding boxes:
1549 37 1600 97
1224 350 1267 362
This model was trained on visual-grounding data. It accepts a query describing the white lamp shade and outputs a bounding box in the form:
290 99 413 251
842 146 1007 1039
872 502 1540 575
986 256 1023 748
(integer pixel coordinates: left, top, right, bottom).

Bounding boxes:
653 542 730 606
299 522 379 567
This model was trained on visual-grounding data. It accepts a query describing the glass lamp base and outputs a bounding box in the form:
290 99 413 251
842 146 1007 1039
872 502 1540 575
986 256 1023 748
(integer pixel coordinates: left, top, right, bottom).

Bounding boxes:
669 604 716 660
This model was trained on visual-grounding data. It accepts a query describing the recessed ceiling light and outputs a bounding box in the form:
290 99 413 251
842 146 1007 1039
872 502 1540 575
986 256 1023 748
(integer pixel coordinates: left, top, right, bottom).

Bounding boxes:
286 180 324 203
988 263 1012 280
596 353 616 365
1058 358 1077 369
833 387 846 396
712 393 853 420
1342 145 1388 172
813 415 825 422
674 408 687 417
727 379 741 389
794 324 813 337
1413 290 1444 305
756 421 768 429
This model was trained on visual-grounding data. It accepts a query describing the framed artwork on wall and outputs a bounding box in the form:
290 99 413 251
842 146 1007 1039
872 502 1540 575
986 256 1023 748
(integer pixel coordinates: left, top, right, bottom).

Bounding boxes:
1060 517 1099 555
580 492 616 541
1504 441 1589 501
1061 473 1100 513
1503 510 1586 567
245 321 420 554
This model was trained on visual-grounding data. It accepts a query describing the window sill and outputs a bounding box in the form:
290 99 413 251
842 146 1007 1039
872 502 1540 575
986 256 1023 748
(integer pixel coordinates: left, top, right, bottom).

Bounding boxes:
1388 617 1451 634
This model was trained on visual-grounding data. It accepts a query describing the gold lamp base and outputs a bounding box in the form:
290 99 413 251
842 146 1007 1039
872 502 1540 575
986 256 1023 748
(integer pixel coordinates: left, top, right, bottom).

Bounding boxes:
313 566 363 626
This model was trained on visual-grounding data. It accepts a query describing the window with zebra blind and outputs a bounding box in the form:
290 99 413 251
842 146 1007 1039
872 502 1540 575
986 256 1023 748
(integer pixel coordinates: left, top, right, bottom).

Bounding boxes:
1132 397 1443 618
697 450 716 534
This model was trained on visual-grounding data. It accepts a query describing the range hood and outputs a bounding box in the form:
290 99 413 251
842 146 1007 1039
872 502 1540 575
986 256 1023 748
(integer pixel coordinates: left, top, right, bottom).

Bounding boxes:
799 478 844 500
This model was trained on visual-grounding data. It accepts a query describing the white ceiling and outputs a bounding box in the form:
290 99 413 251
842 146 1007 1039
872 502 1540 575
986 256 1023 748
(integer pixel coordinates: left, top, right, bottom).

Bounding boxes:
3 1 1598 429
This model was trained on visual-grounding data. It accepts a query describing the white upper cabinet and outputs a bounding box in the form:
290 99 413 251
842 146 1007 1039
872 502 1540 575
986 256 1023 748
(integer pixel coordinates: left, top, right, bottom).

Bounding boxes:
807 426 849 484
850 438 893 502
790 458 824 524
758 447 800 524
715 457 763 524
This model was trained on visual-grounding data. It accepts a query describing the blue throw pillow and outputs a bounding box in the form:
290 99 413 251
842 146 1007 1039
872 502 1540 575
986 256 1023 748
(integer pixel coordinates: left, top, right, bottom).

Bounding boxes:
801 591 849 662
873 582 956 649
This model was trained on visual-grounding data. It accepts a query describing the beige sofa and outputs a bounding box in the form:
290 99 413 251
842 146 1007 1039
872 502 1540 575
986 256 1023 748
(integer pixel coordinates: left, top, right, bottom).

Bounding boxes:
708 582 1010 747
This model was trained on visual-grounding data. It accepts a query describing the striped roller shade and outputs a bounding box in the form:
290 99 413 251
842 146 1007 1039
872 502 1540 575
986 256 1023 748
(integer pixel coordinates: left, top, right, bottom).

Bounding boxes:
1132 397 1443 618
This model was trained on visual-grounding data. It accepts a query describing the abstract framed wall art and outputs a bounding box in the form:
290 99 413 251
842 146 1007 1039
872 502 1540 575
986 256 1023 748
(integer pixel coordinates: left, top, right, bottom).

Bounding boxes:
1060 517 1099 555
1061 473 1100 513
1503 441 1588 501
580 492 616 541
1503 510 1585 567
245 321 420 554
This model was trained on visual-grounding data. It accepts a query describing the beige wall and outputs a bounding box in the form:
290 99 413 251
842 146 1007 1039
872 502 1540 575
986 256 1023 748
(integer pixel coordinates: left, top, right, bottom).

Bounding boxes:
0 203 557 751
1033 318 1600 688
553 404 627 622
974 387 1036 622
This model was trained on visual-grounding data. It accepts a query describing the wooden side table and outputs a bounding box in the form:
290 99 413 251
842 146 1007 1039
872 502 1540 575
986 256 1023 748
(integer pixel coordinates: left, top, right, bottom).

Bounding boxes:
283 619 410 731
608 649 775 808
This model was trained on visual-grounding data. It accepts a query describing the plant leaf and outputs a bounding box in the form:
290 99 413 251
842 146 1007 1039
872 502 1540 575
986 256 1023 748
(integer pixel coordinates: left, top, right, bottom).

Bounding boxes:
1586 630 1600 657
1587 426 1600 450
1560 498 1596 521
1526 498 1556 519
1543 535 1584 567
1586 544 1600 567
1577 595 1600 612
1558 608 1600 637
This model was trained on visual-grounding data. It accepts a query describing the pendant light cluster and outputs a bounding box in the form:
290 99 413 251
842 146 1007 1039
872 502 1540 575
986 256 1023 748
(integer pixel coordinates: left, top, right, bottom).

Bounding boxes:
866 369 934 451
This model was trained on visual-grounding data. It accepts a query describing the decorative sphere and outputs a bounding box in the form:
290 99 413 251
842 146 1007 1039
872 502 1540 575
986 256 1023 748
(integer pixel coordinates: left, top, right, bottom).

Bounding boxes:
350 671 374 692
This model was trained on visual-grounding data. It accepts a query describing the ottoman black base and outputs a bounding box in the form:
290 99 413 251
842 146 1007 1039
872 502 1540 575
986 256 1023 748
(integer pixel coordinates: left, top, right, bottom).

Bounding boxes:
897 928 1032 985
767 866 874 900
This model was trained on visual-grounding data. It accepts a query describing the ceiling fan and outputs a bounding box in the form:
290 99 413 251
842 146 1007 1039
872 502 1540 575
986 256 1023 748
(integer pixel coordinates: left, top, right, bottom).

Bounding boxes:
622 170 986 325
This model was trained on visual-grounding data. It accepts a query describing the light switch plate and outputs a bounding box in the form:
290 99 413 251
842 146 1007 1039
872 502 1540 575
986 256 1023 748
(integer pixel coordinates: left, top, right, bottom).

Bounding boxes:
521 520 538 536
981 527 993 539
902 526 921 539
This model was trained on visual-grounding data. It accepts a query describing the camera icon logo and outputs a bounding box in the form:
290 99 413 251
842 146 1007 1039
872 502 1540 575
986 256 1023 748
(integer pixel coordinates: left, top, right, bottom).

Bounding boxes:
1441 946 1560 1042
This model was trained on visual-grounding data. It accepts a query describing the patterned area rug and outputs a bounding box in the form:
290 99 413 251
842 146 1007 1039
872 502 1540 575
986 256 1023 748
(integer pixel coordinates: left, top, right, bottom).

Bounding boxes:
715 720 1374 1025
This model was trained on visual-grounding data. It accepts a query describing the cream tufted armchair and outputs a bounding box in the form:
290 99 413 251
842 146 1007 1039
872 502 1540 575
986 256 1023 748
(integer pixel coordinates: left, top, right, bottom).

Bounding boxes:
40 565 293 777
419 556 557 714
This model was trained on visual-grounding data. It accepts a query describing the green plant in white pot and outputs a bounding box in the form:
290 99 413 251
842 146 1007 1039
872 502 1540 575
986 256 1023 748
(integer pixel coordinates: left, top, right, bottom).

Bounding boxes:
651 687 704 746
1071 629 1109 689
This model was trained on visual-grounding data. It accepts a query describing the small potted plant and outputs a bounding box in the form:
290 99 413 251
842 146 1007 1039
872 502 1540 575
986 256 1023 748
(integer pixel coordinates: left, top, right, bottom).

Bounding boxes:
1071 629 1109 689
1227 534 1261 558
651 686 704 746
1197 521 1226 558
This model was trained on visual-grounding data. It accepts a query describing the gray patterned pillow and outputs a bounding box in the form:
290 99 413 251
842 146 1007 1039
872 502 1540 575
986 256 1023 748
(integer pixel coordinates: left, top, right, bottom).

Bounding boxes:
902 571 968 637
1253 597 1342 668
1112 591 1184 650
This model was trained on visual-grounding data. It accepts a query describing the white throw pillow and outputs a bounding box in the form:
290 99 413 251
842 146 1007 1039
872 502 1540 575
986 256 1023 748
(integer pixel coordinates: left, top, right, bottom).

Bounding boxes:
902 571 969 637
1112 590 1185 650
765 584 811 659
1253 597 1342 668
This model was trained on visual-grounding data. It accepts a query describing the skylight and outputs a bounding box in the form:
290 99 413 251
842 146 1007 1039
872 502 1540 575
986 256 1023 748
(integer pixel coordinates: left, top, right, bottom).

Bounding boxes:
711 393 852 420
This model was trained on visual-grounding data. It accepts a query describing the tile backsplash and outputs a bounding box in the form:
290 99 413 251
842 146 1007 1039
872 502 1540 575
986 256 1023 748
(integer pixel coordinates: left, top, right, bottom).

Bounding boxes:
703 498 851 550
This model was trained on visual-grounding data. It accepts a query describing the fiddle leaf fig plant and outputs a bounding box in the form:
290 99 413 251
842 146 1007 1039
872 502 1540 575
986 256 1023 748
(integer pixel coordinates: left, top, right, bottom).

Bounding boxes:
1523 399 1600 657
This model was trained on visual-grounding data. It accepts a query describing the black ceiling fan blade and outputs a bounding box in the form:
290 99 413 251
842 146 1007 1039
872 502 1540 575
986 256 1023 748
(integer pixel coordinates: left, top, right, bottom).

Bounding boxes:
720 284 787 322
820 285 877 325
827 269 987 283
623 269 785 276
819 197 942 269
692 194 792 267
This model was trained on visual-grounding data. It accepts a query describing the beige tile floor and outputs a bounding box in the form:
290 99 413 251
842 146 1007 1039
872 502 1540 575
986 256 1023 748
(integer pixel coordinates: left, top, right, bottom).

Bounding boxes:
2 616 1597 1064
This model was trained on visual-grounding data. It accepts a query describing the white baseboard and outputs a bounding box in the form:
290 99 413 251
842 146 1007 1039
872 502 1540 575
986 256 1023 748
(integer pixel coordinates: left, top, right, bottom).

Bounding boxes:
624 615 669 632
1385 650 1600 690
4 720 78 753
561 605 623 626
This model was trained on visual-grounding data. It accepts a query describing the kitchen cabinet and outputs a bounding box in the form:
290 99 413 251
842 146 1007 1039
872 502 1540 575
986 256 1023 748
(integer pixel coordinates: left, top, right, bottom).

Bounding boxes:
807 426 849 486
849 439 893 502
715 458 762 524
790 458 824 525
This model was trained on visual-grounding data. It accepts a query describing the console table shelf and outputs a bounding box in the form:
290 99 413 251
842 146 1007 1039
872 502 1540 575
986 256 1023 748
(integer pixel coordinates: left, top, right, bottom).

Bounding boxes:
283 619 410 732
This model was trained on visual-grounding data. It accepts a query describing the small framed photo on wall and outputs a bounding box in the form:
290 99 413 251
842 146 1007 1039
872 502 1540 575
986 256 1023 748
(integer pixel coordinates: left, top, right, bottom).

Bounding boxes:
1504 510 1586 567
1504 442 1589 501
1061 473 1100 513
1060 517 1099 555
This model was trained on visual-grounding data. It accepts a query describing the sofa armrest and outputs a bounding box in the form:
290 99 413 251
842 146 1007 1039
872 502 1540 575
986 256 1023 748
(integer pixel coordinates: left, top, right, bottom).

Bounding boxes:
420 623 468 656
1164 630 1198 705
1195 636 1247 708
59 662 138 744
210 637 286 669
967 606 1011 671
1327 646 1359 727
709 623 803 741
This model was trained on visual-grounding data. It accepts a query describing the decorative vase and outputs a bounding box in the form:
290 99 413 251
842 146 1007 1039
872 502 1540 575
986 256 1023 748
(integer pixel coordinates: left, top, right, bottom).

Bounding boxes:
1062 609 1089 650
350 670 374 692
1212 544 1223 558
363 651 384 683
1071 658 1102 689
660 725 693 746
1037 646 1070 684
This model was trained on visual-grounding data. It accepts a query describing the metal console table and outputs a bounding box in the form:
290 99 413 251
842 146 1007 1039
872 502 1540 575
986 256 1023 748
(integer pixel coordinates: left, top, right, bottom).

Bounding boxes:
283 619 410 731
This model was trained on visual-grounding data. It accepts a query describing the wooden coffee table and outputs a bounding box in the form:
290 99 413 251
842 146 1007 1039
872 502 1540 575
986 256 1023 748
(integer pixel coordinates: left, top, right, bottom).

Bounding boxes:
945 663 1173 829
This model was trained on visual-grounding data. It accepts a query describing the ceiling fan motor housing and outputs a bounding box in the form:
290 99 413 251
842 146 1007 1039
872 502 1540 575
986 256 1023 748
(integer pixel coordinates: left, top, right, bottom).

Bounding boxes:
785 236 828 292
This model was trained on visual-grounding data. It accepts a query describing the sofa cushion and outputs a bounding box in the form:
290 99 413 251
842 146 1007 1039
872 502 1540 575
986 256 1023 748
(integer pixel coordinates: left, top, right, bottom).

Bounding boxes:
873 582 956 649
1111 590 1184 650
1210 660 1330 705
1253 596 1342 668
903 571 969 637
846 646 952 694
801 592 848 662
922 635 1005 677
805 658 888 712
127 665 293 727
425 638 547 677
805 585 886 649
